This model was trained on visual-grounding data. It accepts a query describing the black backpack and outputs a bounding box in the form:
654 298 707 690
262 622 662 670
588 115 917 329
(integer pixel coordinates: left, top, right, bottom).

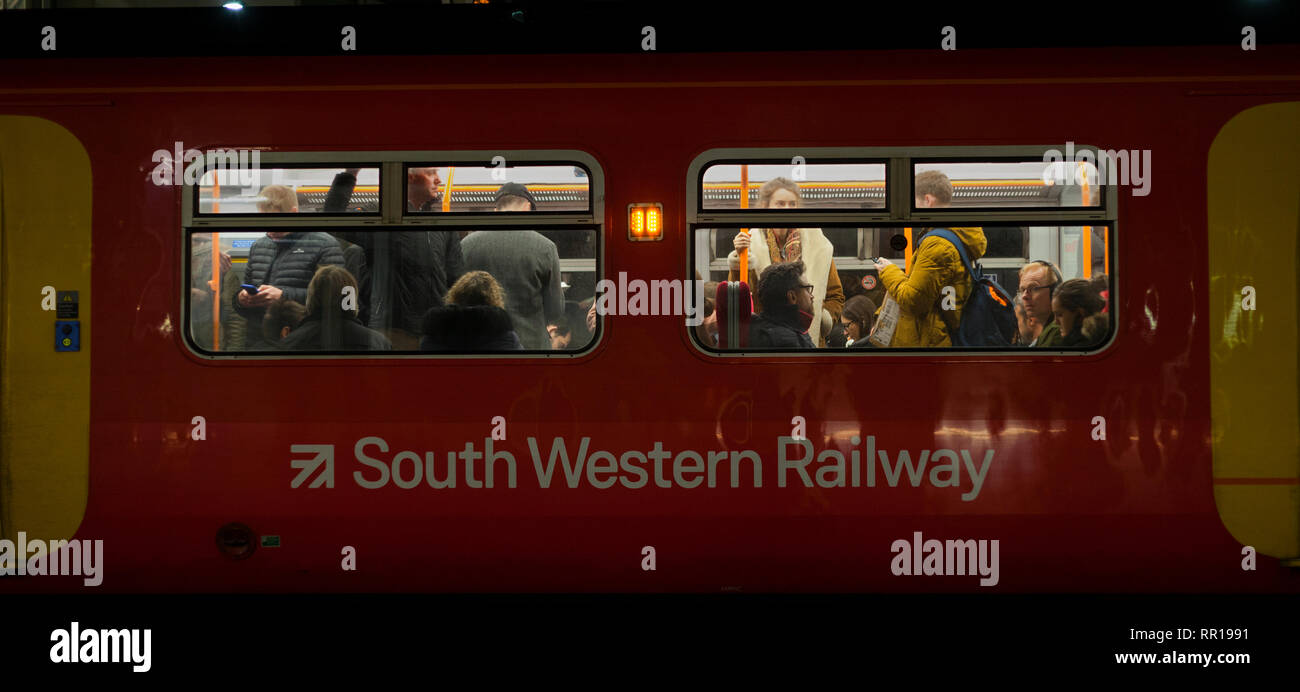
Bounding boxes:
926 229 1018 348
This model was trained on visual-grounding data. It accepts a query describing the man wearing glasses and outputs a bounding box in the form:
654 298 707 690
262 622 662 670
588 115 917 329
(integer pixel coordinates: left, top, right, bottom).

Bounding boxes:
1017 260 1064 347
749 261 816 349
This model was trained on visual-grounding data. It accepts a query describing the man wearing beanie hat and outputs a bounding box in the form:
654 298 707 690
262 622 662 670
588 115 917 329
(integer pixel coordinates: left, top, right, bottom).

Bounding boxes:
461 183 565 349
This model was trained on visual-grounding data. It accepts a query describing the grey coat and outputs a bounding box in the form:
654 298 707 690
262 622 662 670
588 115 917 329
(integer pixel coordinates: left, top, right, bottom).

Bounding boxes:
461 230 564 350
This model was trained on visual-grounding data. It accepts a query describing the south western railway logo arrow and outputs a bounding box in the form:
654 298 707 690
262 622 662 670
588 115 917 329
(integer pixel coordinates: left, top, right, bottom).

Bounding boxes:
290 445 335 489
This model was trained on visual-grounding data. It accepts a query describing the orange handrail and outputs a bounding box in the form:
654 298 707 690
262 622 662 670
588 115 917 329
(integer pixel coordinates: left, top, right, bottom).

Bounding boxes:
904 228 913 273
1080 161 1092 279
738 165 749 286
210 177 221 350
442 167 455 212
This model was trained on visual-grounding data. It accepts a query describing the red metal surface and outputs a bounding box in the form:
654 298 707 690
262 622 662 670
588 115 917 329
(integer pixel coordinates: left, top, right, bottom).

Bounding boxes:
2 47 1299 592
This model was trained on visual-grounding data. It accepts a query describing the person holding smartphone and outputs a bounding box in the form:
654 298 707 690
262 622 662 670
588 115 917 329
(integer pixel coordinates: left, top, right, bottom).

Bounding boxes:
233 185 346 349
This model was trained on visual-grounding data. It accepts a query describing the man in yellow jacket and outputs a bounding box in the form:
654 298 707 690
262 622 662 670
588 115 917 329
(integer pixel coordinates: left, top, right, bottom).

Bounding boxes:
871 171 987 348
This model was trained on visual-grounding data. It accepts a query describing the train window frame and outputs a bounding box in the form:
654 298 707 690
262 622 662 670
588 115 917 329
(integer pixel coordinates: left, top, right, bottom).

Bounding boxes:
189 161 385 219
686 146 1118 358
401 161 594 216
696 158 891 215
181 149 606 360
909 155 1108 214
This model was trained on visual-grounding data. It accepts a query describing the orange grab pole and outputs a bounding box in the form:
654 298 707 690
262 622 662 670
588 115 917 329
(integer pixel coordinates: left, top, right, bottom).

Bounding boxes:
738 164 749 286
1080 161 1092 279
442 166 455 213
210 177 221 351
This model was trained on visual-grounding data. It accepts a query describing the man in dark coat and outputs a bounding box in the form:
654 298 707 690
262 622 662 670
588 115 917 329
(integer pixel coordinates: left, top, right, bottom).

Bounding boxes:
324 167 464 350
461 183 565 350
749 260 816 349
233 231 345 349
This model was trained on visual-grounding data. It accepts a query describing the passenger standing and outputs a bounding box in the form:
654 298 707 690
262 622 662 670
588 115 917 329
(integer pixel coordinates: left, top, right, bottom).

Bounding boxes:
748 261 815 349
280 265 391 351
324 167 465 350
461 183 565 350
727 177 845 346
871 171 988 348
1018 260 1064 347
190 234 245 350
234 185 345 349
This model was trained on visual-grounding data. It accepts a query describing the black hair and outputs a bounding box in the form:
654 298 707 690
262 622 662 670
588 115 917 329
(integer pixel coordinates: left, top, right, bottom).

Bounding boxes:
756 260 806 311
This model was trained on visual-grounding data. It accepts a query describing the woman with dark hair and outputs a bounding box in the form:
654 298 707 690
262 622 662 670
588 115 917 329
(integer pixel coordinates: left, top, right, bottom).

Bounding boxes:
840 294 877 348
421 271 524 351
1052 278 1108 348
280 265 392 351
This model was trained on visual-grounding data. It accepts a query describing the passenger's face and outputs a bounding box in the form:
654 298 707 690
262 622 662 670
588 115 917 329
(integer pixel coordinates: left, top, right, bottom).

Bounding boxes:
266 231 289 239
1015 306 1034 342
408 167 440 196
765 188 799 209
1052 297 1078 336
841 316 862 341
1019 266 1054 321
793 274 814 313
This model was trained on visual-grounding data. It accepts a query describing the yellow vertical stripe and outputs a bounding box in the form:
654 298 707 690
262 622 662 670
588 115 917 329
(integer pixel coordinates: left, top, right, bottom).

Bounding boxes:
1208 102 1300 559
0 116 92 545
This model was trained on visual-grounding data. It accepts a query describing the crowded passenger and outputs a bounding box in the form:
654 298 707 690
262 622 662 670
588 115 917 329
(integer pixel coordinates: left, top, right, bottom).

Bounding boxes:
280 265 392 351
840 294 876 348
1013 294 1040 346
261 298 307 344
190 234 245 350
695 281 719 347
547 315 573 350
234 186 346 349
748 261 815 349
420 271 522 351
1017 259 1064 347
1091 272 1110 313
1053 278 1109 348
460 183 565 349
727 177 845 346
871 171 988 347
324 167 465 350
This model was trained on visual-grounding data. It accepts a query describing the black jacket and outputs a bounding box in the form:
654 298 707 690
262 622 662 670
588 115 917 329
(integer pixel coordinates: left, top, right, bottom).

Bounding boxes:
324 172 465 335
420 305 523 351
233 232 345 348
279 314 393 351
749 304 815 349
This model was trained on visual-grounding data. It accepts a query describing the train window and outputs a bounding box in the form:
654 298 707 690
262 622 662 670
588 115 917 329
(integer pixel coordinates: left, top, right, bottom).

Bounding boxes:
402 164 591 213
911 161 1103 210
700 162 887 211
693 222 1113 352
689 147 1117 355
196 166 381 215
187 227 599 354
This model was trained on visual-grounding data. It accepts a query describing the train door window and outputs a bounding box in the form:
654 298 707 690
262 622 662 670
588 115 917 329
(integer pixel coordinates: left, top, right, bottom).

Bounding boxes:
183 152 604 357
689 147 1116 354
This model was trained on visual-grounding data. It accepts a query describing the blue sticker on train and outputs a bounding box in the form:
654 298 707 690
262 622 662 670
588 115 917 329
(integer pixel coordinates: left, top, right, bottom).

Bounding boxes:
232 239 255 248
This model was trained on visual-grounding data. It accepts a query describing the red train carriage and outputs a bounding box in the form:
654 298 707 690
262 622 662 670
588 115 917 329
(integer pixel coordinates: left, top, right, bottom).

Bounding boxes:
1 37 1298 592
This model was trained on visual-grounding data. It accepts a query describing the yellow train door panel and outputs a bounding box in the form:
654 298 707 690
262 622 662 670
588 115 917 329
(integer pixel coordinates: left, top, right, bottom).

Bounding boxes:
0 115 92 550
1209 101 1300 562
